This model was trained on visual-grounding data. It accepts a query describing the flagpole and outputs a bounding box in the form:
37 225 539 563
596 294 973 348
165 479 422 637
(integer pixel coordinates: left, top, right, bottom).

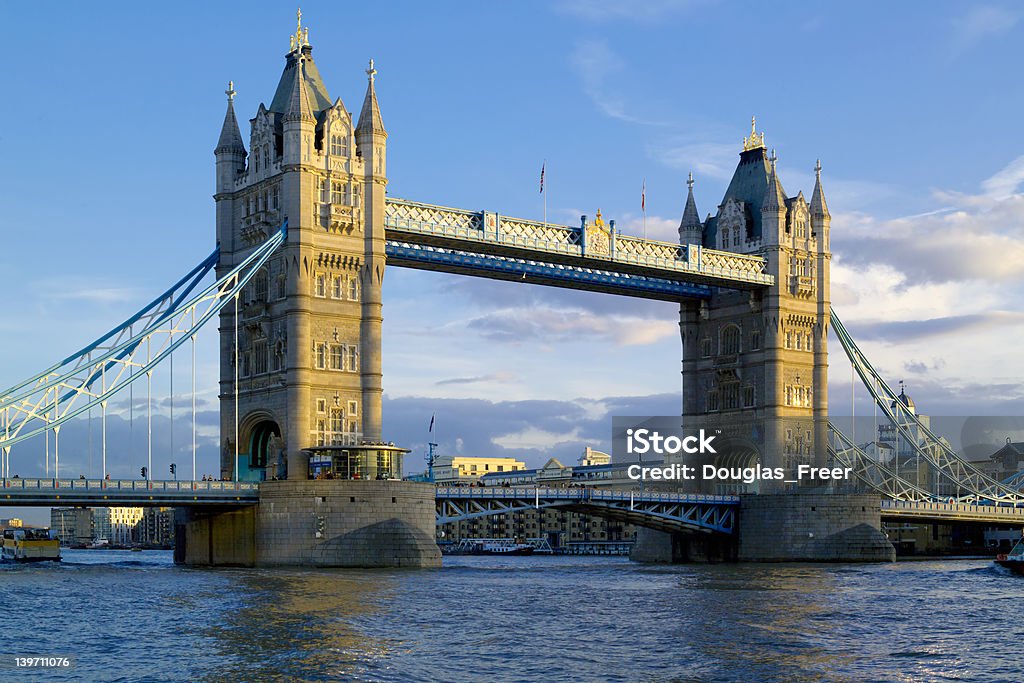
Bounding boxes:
642 178 647 239
541 160 547 227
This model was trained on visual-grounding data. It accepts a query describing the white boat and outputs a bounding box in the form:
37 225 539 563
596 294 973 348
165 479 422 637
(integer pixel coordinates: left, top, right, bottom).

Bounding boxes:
1 528 61 563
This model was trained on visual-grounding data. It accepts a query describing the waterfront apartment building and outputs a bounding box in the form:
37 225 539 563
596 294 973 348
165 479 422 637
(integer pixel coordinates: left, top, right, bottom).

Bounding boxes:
50 508 93 546
436 449 640 551
432 455 526 485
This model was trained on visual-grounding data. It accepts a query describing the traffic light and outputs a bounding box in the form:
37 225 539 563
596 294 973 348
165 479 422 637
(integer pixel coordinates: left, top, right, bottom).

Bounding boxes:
141 466 148 479
169 463 176 475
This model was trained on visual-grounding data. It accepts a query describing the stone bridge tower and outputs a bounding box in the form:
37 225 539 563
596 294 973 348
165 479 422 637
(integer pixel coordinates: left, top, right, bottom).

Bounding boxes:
213 15 388 481
678 119 831 489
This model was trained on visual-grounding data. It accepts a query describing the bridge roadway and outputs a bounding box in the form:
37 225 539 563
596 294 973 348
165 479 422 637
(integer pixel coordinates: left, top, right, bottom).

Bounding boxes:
0 478 259 507
881 499 1024 525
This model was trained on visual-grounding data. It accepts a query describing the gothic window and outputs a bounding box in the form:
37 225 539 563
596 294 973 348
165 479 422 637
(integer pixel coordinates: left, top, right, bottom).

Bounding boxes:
348 400 358 416
701 338 712 358
316 398 327 414
315 274 326 297
254 271 268 303
330 407 345 445
349 277 359 301
254 152 260 174
785 331 792 349
348 346 358 373
743 386 755 408
276 275 286 299
723 383 740 410
708 390 720 412
751 330 761 351
795 334 802 351
721 228 730 249
733 231 740 247
315 343 327 370
785 386 792 406
720 325 741 355
331 134 346 156
253 341 268 375
332 275 343 299
241 351 251 377
332 181 344 204
272 342 283 371
316 419 326 447
272 185 280 210
330 344 344 371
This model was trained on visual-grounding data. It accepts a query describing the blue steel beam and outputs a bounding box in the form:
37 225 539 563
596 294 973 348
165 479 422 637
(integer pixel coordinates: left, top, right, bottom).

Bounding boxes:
386 242 712 301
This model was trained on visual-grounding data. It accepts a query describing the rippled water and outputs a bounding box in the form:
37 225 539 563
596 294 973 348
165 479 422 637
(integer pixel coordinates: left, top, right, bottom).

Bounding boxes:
1 550 1020 682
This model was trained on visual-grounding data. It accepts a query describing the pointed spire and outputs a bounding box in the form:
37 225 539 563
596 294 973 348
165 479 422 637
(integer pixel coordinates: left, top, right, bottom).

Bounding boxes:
810 158 830 218
216 81 246 153
679 171 701 232
356 58 386 135
284 54 314 122
762 148 785 212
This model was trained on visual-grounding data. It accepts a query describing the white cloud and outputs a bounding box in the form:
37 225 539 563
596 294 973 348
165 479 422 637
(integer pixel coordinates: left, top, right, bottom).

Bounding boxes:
951 5 1020 55
980 153 1024 198
649 139 739 180
493 425 584 450
569 39 658 124
466 306 679 347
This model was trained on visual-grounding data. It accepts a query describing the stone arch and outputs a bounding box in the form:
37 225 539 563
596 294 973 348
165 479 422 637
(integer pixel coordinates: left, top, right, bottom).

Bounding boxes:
239 410 282 474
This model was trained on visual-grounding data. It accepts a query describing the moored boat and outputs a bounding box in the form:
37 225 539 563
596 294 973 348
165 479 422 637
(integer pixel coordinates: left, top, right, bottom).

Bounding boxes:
1 528 61 563
995 537 1024 574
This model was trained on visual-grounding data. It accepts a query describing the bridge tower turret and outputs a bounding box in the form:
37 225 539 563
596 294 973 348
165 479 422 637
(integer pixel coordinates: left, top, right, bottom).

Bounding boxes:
214 82 246 250
355 59 388 443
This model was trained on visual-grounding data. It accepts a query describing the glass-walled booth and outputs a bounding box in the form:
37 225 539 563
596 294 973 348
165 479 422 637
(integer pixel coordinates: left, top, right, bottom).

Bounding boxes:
305 444 409 481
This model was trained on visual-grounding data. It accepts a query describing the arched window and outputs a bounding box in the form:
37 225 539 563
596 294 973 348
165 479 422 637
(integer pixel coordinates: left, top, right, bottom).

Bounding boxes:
254 270 268 303
720 325 741 355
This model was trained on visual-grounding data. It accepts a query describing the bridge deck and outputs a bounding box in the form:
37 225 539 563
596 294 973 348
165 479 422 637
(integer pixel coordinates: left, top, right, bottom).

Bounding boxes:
384 198 774 295
0 478 259 507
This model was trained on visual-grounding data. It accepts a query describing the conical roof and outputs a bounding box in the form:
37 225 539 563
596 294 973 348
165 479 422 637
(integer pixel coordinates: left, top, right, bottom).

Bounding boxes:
216 82 246 153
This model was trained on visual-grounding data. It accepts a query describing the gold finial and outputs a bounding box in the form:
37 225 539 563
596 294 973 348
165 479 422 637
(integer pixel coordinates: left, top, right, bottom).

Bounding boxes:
743 115 766 151
225 81 236 101
594 208 605 229
290 8 309 52
366 58 377 82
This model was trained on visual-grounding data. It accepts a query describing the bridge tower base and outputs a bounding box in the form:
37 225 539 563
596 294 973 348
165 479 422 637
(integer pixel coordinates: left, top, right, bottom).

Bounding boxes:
737 493 894 562
630 494 895 564
175 481 441 568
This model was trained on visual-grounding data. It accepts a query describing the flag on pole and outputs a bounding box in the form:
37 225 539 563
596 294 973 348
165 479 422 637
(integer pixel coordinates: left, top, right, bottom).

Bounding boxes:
641 178 646 212
428 414 435 433
540 162 545 194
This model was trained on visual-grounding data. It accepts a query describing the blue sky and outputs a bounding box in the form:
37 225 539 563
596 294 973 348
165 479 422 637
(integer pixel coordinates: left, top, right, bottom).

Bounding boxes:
2 2 1024 523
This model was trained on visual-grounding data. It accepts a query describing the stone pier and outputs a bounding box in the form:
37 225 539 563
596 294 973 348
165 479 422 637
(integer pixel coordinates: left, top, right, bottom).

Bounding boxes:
175 480 441 568
631 493 895 564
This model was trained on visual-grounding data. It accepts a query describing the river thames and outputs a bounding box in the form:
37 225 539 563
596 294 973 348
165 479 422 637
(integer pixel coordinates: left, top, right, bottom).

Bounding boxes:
1 551 1018 682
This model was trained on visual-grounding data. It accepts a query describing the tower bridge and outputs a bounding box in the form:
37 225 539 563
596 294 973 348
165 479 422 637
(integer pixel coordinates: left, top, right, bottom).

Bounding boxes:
1 13 1020 567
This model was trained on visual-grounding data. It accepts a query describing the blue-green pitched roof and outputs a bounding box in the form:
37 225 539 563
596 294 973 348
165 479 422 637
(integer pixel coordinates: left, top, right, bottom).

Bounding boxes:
704 147 786 246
